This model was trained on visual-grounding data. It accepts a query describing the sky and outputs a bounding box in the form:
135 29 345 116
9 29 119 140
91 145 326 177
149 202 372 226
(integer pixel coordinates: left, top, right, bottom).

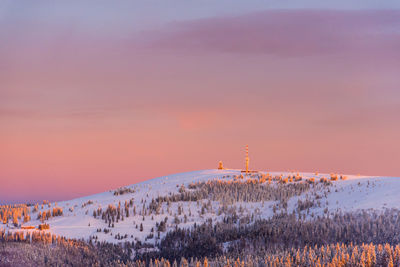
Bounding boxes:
1 1 400 203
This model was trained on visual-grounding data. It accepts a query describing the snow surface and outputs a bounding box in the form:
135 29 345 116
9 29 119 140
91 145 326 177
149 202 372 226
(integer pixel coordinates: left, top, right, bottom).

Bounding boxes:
4 169 400 245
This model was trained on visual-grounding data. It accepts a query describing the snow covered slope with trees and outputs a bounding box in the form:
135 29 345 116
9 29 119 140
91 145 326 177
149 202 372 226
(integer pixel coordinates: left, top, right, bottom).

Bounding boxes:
2 169 400 248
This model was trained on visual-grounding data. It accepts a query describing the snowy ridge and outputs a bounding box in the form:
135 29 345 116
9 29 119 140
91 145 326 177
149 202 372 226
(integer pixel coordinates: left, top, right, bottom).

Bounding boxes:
5 169 400 245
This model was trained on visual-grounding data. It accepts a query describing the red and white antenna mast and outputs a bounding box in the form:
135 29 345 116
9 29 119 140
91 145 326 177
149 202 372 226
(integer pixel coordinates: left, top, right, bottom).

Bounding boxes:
245 144 249 175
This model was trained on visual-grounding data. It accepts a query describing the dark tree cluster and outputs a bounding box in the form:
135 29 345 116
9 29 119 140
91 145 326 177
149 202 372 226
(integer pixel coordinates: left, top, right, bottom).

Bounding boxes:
99 200 135 227
136 209 400 262
36 207 63 222
138 243 400 267
2 208 400 266
2 240 400 267
114 187 136 196
0 230 135 266
153 179 315 208
81 200 94 208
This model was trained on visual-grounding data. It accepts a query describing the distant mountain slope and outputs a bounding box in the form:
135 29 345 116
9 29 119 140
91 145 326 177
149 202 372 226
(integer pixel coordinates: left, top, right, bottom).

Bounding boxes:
4 169 400 247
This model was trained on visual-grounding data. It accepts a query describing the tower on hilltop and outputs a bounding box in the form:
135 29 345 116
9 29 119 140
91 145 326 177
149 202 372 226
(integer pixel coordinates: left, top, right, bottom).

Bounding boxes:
245 144 249 175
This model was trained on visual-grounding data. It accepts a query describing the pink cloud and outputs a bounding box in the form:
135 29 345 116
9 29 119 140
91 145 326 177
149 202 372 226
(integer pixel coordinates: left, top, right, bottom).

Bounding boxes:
140 10 400 58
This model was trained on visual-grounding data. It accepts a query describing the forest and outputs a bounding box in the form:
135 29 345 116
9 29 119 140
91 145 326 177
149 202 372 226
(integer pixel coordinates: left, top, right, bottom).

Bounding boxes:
0 175 396 266
2 208 400 266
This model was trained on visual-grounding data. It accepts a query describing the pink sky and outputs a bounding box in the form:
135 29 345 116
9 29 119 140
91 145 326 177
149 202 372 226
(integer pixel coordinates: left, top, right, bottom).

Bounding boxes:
1 6 400 203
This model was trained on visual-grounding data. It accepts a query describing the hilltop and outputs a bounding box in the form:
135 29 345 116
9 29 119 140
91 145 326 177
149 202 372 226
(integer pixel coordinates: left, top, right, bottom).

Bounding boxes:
3 169 399 242
2 169 400 265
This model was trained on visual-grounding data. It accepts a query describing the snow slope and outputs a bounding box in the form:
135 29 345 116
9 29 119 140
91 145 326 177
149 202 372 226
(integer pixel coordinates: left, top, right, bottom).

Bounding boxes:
4 169 400 245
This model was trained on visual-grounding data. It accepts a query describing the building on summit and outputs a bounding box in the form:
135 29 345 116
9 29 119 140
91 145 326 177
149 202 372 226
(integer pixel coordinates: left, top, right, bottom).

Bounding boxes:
218 161 224 170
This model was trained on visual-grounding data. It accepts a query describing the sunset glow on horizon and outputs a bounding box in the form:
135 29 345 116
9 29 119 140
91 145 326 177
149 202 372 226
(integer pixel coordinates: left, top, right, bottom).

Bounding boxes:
1 1 400 203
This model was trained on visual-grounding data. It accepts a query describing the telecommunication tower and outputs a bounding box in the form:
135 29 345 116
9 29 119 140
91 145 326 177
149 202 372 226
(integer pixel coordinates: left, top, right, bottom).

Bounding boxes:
245 145 249 175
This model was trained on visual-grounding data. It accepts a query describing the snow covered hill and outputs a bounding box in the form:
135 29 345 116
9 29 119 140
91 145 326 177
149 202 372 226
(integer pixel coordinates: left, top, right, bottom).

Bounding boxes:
4 169 400 246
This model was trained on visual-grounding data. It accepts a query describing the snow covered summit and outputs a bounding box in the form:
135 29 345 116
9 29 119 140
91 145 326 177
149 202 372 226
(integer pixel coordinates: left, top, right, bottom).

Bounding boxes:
5 169 400 245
